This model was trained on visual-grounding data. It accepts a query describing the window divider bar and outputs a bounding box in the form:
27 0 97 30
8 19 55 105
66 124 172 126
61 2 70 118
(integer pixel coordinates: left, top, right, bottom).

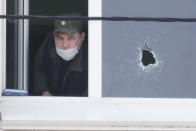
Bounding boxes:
0 0 6 96
88 0 102 98
23 0 29 91
17 0 24 90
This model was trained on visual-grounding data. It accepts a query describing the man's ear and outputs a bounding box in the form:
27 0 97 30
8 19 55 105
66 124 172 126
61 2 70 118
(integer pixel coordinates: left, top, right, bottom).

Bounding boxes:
80 32 86 42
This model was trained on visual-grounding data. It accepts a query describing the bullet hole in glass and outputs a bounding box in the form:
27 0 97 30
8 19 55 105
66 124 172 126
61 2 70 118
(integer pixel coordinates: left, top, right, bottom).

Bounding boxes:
142 50 156 66
141 43 156 66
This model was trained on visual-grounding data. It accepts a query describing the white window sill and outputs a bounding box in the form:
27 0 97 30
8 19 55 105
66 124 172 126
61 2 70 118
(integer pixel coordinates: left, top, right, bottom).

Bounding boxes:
1 97 196 130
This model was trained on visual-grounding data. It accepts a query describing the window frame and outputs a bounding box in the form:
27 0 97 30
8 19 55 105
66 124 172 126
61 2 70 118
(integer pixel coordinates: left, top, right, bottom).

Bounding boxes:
0 0 6 94
17 0 29 91
1 0 196 130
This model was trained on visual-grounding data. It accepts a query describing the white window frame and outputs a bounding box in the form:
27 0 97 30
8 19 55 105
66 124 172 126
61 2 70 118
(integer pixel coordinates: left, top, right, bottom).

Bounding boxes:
0 0 6 95
18 0 29 91
1 0 196 130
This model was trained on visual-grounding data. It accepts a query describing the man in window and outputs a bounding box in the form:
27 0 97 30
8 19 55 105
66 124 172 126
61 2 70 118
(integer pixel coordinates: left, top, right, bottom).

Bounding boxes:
33 14 88 96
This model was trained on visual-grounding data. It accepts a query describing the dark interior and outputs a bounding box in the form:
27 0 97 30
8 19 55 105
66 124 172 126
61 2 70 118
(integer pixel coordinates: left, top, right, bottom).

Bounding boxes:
28 0 88 95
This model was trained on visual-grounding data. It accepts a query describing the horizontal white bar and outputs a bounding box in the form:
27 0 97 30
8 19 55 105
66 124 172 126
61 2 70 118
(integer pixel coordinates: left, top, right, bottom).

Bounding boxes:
1 97 196 130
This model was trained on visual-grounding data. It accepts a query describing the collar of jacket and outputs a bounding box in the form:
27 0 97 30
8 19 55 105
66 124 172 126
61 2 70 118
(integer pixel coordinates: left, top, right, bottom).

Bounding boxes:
49 44 83 72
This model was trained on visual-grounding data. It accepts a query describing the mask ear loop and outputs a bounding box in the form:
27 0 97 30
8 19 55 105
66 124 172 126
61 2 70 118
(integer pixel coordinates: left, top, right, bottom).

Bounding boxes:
76 36 82 50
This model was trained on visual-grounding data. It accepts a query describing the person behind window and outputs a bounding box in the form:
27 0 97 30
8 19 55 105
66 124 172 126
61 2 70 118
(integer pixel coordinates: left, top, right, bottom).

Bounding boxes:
33 13 88 96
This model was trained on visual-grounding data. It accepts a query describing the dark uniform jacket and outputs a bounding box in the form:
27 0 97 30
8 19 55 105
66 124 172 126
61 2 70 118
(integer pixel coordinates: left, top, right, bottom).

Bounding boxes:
33 33 88 96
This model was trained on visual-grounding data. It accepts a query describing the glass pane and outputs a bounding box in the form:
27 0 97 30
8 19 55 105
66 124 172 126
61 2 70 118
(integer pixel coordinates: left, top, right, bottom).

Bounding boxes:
102 0 196 98
29 0 88 96
6 0 18 89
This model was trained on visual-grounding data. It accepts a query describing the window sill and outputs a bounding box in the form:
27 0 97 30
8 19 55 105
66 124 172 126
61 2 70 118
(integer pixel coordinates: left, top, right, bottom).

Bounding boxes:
1 97 196 130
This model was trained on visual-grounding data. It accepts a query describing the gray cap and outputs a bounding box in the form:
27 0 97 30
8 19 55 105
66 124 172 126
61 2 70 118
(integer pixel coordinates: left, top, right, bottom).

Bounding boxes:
54 13 84 34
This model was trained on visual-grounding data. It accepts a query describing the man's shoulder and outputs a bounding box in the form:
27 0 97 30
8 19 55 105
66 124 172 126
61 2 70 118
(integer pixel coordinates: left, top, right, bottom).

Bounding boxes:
38 33 55 54
35 33 57 62
43 33 55 47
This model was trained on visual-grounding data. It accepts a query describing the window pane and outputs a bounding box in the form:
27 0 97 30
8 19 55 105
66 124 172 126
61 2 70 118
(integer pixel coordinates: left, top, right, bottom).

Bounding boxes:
102 0 196 98
5 0 88 97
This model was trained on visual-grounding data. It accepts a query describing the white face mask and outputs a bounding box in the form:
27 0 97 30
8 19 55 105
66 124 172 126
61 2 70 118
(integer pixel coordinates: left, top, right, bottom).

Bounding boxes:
56 37 81 61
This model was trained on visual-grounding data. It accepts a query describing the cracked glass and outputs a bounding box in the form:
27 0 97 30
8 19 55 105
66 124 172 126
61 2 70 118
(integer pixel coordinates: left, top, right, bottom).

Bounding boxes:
102 0 196 98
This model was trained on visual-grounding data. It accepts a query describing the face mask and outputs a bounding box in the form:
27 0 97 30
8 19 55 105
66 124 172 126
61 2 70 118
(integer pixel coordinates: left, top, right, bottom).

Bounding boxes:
56 37 81 61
